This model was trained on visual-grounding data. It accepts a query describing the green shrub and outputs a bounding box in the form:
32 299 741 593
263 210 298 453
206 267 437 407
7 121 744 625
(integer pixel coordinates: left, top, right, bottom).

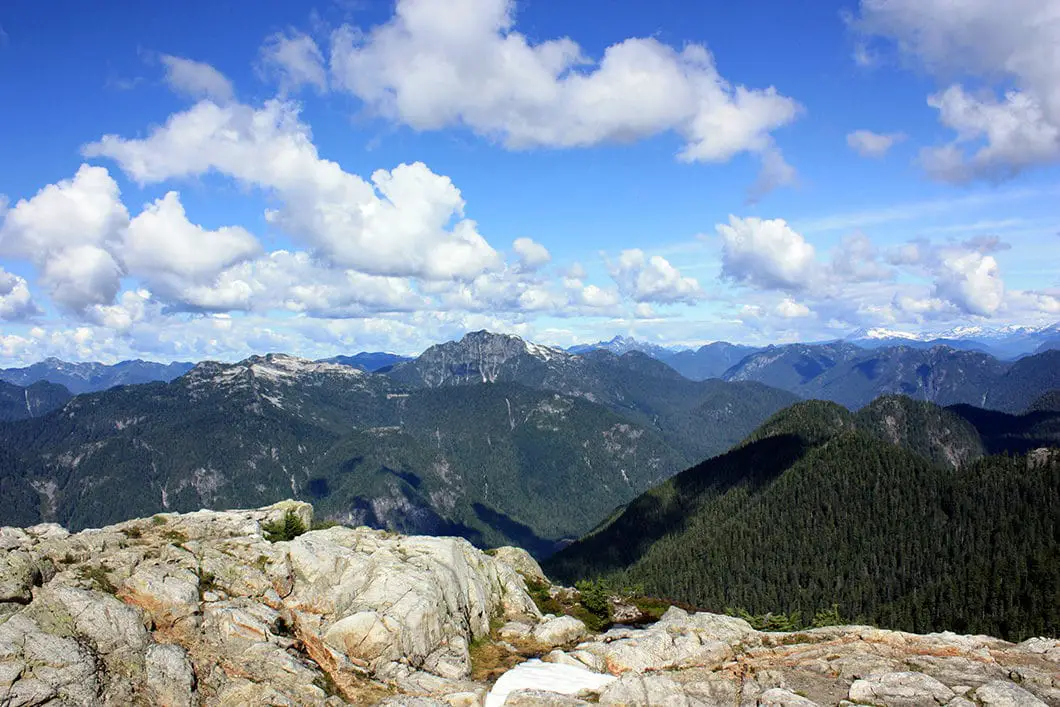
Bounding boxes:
630 595 671 622
197 569 218 599
524 577 565 615
163 529 188 544
264 510 307 542
812 604 843 628
575 579 611 618
727 605 844 632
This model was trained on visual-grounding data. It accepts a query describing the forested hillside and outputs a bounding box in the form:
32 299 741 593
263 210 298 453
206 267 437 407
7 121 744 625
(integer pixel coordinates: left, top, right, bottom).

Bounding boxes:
0 380 71 421
546 396 1060 641
983 349 1060 413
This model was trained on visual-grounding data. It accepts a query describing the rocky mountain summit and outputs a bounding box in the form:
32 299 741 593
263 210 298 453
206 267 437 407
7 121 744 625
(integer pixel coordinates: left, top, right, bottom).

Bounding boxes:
1 502 1057 706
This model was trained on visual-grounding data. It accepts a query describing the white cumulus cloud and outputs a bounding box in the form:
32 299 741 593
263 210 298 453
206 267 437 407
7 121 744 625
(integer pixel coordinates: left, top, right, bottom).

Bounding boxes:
854 0 1060 180
512 237 551 270
329 0 801 193
774 297 811 318
175 250 427 317
716 216 818 291
608 249 703 304
921 86 1060 181
0 268 38 320
830 233 894 282
933 250 1005 316
84 99 502 280
0 164 129 313
124 191 261 296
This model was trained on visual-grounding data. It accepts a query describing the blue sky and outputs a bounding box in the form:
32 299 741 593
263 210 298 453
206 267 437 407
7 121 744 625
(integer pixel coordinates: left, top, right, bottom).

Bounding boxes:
0 0 1057 363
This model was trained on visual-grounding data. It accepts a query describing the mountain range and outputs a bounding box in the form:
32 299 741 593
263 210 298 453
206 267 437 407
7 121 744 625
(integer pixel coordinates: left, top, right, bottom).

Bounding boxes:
720 345 1060 411
848 323 1060 359
0 357 195 394
566 336 1059 412
0 328 1057 644
3 320 1056 395
564 322 1060 372
0 329 1056 540
0 333 796 550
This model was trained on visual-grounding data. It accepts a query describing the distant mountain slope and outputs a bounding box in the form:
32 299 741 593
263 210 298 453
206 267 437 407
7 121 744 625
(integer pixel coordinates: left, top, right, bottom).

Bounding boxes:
567 335 677 359
546 397 1060 641
388 330 799 461
661 342 762 380
982 349 1060 413
0 350 786 553
0 380 71 421
1035 337 1060 354
722 342 866 392
1028 390 1060 413
319 352 412 372
742 396 990 468
854 396 985 468
946 400 1060 456
314 383 690 548
0 357 195 394
389 330 587 389
721 343 1060 412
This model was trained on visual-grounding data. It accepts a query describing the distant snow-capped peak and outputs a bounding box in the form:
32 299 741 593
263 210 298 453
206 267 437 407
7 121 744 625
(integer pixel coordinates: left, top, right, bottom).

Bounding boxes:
851 328 924 341
849 321 1059 343
522 339 570 362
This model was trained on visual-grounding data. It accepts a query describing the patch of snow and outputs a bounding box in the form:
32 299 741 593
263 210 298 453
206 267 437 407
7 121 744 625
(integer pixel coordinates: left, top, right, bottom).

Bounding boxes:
860 327 922 341
523 339 568 362
485 659 615 707
949 326 986 337
261 393 284 408
249 355 364 383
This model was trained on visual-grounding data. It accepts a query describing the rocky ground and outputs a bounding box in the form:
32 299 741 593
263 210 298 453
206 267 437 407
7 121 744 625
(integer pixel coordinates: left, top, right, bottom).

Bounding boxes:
1 501 1056 706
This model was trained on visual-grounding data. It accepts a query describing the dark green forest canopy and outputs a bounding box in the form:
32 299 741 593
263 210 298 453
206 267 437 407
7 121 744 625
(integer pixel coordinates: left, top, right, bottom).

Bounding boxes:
546 395 1060 642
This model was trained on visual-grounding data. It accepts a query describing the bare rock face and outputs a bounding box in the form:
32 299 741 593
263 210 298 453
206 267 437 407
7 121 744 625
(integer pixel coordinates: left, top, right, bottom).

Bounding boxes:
0 501 538 705
538 608 1059 706
489 546 548 585
1 502 1057 706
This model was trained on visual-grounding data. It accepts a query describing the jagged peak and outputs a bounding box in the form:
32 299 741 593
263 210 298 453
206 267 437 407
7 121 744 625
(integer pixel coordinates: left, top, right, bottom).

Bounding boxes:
430 330 573 363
